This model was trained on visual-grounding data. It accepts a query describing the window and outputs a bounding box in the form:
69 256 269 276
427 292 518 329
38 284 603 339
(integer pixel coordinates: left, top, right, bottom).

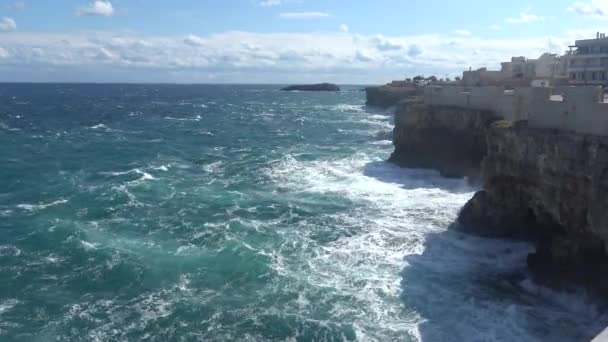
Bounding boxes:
602 71 606 80
570 72 576 80
592 72 597 80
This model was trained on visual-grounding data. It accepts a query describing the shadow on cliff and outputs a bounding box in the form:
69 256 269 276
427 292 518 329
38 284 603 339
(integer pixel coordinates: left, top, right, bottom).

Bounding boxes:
362 160 476 193
400 227 607 341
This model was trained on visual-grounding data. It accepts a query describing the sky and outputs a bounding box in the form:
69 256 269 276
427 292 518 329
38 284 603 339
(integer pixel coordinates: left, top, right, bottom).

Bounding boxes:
2 0 608 84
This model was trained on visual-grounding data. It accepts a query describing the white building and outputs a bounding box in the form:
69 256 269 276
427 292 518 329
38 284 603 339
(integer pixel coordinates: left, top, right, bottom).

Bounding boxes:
567 32 608 85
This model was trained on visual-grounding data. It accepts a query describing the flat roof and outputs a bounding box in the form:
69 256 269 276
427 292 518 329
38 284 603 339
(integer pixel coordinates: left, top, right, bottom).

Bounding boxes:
575 38 608 46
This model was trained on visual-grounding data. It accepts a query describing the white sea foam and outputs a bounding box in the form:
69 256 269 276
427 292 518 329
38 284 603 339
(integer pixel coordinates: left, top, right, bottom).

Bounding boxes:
89 123 108 129
152 165 170 172
264 153 477 338
332 104 366 113
0 299 19 315
16 199 68 211
164 115 201 122
265 150 602 341
0 245 21 257
202 161 224 173
101 168 157 184
370 140 392 145
80 240 98 250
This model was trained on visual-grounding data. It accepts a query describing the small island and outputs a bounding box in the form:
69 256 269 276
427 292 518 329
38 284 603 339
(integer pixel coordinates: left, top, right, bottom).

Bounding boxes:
281 83 340 91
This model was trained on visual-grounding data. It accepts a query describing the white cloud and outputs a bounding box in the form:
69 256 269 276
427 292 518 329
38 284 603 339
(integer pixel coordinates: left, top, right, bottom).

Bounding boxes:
370 35 403 51
489 24 502 31
0 29 578 83
78 1 114 16
453 29 471 36
505 11 544 24
184 34 206 46
568 0 608 17
340 24 349 33
259 0 281 6
0 47 9 58
279 12 331 19
0 17 16 31
407 44 423 57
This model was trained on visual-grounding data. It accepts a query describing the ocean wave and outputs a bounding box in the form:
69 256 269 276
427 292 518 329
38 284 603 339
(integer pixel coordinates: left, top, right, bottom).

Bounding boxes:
0 299 19 315
89 123 108 130
16 199 68 211
152 164 170 172
101 168 157 183
0 245 21 257
164 115 201 122
369 140 392 145
368 114 392 120
332 104 366 113
0 120 21 131
202 161 224 173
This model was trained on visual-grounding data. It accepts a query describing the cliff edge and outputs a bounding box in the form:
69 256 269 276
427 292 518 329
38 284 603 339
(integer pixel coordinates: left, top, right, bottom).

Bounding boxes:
365 85 421 108
458 122 608 294
390 101 500 179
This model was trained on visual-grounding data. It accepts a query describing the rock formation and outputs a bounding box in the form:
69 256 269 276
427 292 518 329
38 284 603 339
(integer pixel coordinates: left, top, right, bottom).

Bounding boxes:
390 101 500 179
458 122 608 294
281 83 340 91
365 85 421 108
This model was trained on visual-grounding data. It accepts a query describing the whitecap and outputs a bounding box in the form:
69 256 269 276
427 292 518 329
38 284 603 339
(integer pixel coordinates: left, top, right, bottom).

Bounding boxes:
152 165 170 172
101 168 157 182
90 123 108 130
202 161 223 173
0 245 21 257
16 199 68 211
80 240 98 250
164 116 200 122
370 140 393 145
0 299 19 315
332 104 366 113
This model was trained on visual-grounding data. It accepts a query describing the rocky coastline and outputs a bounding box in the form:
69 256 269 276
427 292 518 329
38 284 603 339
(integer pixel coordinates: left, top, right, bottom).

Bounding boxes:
459 121 608 295
365 84 421 108
390 100 499 179
374 85 608 298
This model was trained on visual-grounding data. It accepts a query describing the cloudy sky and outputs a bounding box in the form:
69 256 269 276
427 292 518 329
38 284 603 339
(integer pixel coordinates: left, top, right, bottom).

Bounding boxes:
1 0 608 84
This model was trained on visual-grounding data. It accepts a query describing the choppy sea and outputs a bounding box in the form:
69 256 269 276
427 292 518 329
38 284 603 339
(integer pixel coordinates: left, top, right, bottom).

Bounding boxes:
0 84 605 341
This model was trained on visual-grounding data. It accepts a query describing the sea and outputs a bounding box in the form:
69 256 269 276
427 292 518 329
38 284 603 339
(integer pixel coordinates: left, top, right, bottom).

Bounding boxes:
0 83 605 341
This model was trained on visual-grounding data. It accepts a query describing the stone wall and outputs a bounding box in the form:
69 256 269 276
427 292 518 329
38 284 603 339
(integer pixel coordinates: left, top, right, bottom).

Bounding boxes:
425 85 608 136
527 86 608 135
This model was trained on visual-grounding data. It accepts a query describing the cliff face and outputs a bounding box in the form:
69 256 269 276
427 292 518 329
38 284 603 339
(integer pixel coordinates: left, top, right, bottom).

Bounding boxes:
459 123 608 292
365 86 421 108
390 102 500 179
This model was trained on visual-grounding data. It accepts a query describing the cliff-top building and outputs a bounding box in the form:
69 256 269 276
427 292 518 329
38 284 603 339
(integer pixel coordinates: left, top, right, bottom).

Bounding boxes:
461 53 567 87
567 32 608 85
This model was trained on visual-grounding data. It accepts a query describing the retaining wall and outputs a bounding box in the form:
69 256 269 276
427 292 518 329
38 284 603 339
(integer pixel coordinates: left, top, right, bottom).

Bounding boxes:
424 85 608 135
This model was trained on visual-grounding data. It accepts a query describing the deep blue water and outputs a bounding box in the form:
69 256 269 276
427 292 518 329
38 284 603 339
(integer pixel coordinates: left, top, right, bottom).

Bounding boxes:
0 84 605 341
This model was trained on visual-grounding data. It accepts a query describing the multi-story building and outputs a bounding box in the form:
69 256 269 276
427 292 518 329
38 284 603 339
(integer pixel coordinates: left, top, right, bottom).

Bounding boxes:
567 33 608 85
461 54 565 87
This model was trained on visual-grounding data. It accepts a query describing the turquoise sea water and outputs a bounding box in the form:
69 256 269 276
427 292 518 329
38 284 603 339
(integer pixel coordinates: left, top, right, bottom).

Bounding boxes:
0 84 605 341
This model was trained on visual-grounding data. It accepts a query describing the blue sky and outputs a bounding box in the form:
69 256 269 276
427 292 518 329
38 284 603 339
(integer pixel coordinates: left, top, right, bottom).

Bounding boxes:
1 0 608 83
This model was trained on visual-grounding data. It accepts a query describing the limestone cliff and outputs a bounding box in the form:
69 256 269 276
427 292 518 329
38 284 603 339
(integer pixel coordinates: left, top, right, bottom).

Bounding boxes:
365 85 421 108
459 122 608 293
390 102 500 179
